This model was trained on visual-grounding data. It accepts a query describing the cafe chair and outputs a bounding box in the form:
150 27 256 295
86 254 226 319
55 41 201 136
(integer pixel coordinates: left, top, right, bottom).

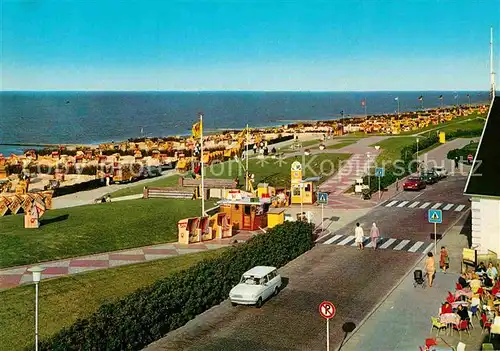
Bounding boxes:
456 342 466 351
453 320 470 340
481 313 492 334
430 317 447 336
456 283 463 290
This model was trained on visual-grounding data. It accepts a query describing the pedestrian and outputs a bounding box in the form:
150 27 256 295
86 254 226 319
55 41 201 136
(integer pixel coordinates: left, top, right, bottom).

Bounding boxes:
439 246 449 273
370 223 380 250
425 252 436 287
355 223 365 250
396 177 399 192
454 156 459 169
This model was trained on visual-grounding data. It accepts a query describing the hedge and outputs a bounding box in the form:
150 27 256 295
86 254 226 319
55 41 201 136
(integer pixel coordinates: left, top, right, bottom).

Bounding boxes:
36 221 314 351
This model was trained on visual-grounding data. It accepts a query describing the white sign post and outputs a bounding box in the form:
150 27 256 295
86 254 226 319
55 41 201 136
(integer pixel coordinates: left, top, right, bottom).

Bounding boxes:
428 209 443 256
319 301 336 351
317 192 328 233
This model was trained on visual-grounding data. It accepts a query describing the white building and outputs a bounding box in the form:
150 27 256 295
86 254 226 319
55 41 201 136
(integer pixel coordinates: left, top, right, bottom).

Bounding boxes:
464 97 500 254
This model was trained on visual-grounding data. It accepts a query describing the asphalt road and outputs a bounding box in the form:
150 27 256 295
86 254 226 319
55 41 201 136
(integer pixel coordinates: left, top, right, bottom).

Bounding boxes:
145 245 420 351
321 175 470 243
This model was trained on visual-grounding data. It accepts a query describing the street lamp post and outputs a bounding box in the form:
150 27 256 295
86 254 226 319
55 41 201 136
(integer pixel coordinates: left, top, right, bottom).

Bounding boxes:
366 152 371 189
28 266 45 351
416 138 419 163
374 146 381 199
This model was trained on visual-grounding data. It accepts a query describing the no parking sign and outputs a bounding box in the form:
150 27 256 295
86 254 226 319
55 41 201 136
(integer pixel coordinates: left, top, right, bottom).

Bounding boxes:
319 301 336 351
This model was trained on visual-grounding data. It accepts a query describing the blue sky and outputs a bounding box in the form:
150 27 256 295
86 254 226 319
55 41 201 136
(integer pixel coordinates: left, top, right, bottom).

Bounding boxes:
2 0 499 91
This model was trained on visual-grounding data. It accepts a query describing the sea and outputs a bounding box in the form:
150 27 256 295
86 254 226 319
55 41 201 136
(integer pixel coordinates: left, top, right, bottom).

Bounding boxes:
0 91 490 155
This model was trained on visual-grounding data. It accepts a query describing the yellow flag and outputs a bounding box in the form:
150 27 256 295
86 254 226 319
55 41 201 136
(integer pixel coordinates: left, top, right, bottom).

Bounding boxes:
192 121 202 138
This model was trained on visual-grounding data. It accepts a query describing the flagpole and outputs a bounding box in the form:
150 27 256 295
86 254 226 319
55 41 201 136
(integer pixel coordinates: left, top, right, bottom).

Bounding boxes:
199 113 205 216
245 124 249 191
364 98 367 117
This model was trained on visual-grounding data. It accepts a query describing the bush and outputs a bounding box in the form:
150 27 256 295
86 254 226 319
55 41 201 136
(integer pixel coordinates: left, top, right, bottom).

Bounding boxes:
36 221 314 351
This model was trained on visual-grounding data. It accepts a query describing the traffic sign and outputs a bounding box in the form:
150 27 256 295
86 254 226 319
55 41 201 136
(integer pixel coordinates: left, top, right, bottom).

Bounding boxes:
375 167 385 177
319 301 336 319
428 209 443 224
318 192 328 205
468 154 473 161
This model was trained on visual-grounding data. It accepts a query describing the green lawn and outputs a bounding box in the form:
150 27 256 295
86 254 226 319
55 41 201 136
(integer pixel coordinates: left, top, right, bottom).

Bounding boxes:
110 174 181 198
371 137 418 165
397 112 486 136
206 153 351 188
0 198 215 268
0 249 224 351
438 118 485 134
326 140 357 149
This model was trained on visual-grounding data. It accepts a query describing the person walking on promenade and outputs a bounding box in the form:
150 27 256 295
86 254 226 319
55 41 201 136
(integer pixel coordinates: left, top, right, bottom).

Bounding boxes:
425 252 436 287
355 223 365 250
440 246 449 273
396 178 399 192
370 223 380 250
454 156 459 169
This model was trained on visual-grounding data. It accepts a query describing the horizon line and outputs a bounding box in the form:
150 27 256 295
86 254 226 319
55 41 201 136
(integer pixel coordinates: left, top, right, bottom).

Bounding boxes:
0 89 493 93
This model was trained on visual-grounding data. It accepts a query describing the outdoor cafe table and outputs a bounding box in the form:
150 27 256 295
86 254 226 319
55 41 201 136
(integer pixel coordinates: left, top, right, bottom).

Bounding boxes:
451 301 469 309
455 289 473 299
439 313 460 335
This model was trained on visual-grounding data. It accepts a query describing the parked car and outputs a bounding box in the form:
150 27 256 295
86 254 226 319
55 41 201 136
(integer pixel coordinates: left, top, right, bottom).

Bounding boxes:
229 266 282 308
421 171 439 185
403 176 427 191
431 167 448 179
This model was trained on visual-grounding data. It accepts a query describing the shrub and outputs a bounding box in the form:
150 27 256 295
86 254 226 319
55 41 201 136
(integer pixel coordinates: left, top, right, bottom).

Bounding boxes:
36 221 314 351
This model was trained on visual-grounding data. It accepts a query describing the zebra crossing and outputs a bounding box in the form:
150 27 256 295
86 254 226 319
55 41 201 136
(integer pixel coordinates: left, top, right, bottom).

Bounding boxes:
322 234 434 254
381 200 468 212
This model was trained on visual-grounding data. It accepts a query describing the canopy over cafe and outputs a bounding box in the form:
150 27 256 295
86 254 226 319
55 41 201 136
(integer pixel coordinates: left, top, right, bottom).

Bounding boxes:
290 161 319 205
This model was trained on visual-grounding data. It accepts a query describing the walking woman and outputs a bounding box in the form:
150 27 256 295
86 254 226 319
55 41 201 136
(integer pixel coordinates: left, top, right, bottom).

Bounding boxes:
355 223 365 250
440 246 449 273
370 223 380 250
425 252 436 287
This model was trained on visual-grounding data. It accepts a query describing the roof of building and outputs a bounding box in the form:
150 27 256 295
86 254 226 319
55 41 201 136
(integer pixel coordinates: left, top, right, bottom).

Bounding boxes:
464 96 500 198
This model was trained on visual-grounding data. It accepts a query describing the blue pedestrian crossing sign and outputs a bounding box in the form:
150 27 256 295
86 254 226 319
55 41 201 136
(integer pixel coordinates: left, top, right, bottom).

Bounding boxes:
375 168 385 177
428 209 442 224
318 192 328 205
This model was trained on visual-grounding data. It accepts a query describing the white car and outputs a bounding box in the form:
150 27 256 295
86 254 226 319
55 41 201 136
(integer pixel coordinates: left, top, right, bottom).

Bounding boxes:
432 167 448 179
229 266 282 308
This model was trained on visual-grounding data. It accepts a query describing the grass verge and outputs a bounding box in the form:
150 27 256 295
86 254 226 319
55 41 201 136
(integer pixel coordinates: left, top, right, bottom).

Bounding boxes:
205 153 351 188
0 249 225 351
326 140 357 149
0 198 215 268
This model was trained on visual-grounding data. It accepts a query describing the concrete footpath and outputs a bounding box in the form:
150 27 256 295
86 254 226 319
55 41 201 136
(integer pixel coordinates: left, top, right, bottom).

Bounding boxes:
339 211 487 351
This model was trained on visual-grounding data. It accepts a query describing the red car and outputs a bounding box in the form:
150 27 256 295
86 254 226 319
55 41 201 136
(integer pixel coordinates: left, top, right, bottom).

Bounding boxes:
403 176 426 191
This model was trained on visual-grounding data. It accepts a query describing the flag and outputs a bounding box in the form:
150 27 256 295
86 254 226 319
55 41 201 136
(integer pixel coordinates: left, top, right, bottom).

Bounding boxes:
394 97 399 101
361 99 366 107
192 121 202 138
418 96 423 101
466 94 470 97
439 95 443 100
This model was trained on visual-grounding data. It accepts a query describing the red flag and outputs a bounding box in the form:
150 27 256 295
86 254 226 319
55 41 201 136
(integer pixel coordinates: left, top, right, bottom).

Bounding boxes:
361 99 366 107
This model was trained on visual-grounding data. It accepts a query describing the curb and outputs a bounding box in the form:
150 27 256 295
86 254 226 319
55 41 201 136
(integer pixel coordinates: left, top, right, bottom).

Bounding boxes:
337 208 470 351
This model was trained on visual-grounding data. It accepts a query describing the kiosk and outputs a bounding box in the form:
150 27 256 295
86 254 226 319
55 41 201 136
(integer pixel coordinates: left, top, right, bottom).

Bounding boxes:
219 197 270 231
290 161 319 205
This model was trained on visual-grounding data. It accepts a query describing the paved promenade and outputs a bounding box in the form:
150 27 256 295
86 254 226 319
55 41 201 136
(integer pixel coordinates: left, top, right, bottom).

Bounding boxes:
0 232 254 290
339 211 489 351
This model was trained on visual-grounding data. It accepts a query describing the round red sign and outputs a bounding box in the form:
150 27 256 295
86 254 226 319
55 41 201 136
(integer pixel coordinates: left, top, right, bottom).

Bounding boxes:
467 154 473 160
319 301 336 319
